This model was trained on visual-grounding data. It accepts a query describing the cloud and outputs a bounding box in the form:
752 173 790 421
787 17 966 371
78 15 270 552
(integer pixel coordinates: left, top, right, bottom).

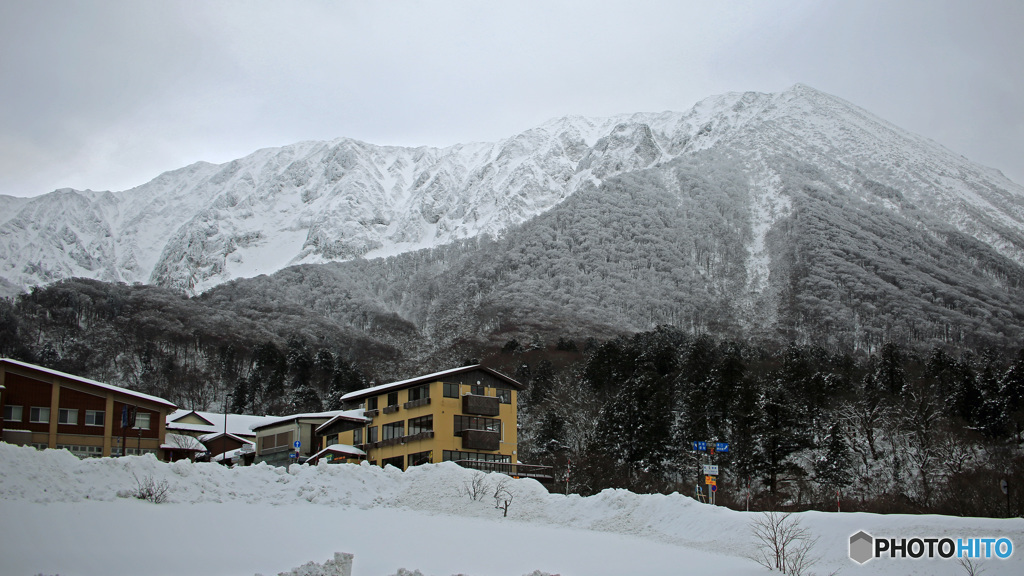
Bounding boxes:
0 0 1021 197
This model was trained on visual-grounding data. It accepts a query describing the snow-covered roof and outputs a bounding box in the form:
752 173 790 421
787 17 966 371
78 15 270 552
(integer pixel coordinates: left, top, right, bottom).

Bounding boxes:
250 410 348 432
161 433 206 451
308 444 366 462
314 409 371 434
1 358 176 408
340 365 523 402
198 431 254 445
166 409 274 437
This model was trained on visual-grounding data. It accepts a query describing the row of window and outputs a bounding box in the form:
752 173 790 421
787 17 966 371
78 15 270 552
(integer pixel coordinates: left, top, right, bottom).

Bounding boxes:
375 450 434 470
55 444 103 458
442 450 512 463
362 382 512 411
356 414 504 445
1 406 133 427
453 415 501 436
441 382 511 403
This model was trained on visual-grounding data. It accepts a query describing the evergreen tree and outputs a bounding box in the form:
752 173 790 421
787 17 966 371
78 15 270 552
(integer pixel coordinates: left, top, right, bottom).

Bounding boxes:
999 348 1024 442
595 367 675 490
754 373 812 495
530 359 556 405
814 421 853 492
229 377 249 414
876 342 907 396
326 358 367 410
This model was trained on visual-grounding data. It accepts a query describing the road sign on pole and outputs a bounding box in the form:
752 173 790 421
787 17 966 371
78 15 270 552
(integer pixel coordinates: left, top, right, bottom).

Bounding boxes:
703 464 719 475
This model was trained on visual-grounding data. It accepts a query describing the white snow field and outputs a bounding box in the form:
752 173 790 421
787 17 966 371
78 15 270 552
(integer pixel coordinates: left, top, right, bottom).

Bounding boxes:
0 443 1020 576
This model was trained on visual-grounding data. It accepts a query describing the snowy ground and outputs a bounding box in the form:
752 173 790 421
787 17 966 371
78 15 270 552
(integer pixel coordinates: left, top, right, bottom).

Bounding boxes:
0 444 1020 576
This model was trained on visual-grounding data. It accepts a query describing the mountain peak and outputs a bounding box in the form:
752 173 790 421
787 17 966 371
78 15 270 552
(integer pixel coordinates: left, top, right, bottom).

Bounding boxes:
2 85 1022 297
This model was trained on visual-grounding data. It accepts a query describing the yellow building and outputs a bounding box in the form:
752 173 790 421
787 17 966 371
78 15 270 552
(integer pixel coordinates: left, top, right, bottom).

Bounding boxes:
320 365 548 479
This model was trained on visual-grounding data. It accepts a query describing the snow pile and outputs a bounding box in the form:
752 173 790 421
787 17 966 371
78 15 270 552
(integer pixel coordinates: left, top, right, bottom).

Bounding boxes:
1 443 1021 576
261 552 353 576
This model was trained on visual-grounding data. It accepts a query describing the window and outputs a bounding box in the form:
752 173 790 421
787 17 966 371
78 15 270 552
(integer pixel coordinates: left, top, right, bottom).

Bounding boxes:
352 428 363 445
30 407 50 423
470 383 485 396
3 405 23 422
453 415 501 436
367 426 378 443
366 397 378 410
408 384 430 402
58 408 79 425
387 392 398 407
382 421 404 441
258 431 293 453
85 410 104 426
442 450 511 463
443 382 460 398
134 412 151 430
408 415 433 435
56 444 102 458
381 456 404 470
408 451 432 467
496 388 511 404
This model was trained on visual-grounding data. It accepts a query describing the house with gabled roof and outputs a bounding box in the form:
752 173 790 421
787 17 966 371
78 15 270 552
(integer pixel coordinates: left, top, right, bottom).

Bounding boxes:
251 410 368 466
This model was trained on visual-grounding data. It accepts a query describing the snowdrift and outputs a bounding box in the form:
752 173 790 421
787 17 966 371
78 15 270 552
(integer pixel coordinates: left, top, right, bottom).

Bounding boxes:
0 444 1020 576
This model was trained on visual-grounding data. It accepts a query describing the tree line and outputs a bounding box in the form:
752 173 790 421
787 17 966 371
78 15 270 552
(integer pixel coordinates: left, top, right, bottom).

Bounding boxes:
508 326 1024 518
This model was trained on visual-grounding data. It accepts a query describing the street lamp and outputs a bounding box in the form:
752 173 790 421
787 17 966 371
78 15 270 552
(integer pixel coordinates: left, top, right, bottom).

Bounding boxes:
223 392 233 464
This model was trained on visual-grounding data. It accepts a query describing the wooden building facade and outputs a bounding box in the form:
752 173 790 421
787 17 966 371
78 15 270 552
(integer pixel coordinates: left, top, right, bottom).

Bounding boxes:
0 358 176 459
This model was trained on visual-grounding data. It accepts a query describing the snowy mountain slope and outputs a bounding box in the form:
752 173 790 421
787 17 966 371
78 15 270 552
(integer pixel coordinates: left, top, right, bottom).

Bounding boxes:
2 84 1022 298
1 444 1020 576
207 144 1024 358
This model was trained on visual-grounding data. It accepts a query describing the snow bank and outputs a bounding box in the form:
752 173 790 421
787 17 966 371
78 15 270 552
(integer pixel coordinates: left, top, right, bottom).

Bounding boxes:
1 444 1021 576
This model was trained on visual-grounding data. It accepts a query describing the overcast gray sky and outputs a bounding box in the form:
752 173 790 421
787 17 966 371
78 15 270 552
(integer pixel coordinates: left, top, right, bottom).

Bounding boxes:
1 0 1021 198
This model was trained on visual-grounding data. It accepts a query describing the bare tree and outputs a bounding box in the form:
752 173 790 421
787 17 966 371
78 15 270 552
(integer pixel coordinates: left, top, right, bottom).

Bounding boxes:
749 511 823 576
461 471 488 501
958 556 985 576
493 476 515 517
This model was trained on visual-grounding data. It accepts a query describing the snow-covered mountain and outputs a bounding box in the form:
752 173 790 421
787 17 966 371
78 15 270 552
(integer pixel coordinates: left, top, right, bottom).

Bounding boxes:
2 84 1022 296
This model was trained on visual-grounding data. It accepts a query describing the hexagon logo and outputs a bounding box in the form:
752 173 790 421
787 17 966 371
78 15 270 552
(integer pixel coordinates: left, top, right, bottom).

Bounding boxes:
849 531 873 564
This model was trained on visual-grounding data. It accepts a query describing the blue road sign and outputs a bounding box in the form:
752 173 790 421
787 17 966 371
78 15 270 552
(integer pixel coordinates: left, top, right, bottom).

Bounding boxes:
693 441 708 452
715 442 730 453
294 440 301 449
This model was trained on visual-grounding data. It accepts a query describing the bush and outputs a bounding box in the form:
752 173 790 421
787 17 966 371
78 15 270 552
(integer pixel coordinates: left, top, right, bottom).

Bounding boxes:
121 473 171 504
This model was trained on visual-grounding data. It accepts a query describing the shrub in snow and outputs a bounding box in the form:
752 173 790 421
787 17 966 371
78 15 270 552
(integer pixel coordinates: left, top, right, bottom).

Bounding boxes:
748 511 823 576
461 471 488 501
118 472 170 504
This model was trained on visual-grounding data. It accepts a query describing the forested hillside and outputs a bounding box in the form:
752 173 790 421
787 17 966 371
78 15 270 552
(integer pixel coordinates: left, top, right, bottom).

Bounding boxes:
508 327 1024 517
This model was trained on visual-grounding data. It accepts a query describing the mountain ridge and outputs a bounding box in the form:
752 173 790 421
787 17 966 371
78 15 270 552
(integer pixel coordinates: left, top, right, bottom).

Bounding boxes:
2 84 1022 301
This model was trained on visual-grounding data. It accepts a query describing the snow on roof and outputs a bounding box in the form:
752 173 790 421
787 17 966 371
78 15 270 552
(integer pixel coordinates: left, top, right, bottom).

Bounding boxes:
250 410 347 432
308 444 366 462
166 409 274 437
198 432 254 445
211 447 250 462
340 365 523 402
1 358 176 408
314 409 371 434
161 433 206 451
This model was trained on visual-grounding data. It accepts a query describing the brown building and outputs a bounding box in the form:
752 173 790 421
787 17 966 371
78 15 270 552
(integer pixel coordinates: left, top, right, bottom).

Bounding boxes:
0 358 176 459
